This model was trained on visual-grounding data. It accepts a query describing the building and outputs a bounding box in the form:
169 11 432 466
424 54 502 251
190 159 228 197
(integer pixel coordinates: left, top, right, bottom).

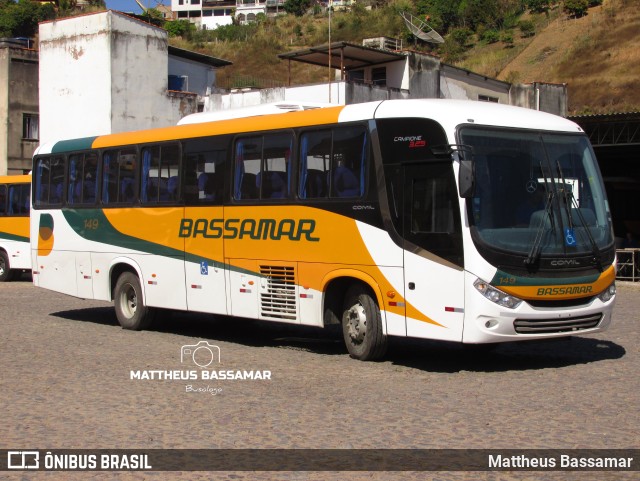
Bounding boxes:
0 38 39 175
207 40 567 116
171 0 286 30
38 10 230 146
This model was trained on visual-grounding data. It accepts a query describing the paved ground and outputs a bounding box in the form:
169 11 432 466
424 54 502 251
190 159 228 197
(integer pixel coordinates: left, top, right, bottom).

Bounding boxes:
1 276 638 481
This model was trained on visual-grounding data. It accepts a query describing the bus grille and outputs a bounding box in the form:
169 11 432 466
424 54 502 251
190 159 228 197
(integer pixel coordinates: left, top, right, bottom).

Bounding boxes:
514 314 602 334
260 265 297 321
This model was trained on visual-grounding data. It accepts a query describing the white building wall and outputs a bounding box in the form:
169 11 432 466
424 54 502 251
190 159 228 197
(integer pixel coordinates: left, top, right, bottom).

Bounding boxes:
39 14 114 142
202 15 233 29
284 83 345 104
109 13 170 133
39 11 193 145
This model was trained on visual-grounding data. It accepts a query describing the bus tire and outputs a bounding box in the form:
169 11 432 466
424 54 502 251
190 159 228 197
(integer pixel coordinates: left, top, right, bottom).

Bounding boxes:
0 250 14 282
114 272 155 330
341 285 387 361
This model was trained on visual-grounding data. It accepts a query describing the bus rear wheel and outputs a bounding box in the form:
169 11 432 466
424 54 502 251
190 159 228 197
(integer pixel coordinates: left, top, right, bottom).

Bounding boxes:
114 272 155 330
341 285 387 361
0 251 14 282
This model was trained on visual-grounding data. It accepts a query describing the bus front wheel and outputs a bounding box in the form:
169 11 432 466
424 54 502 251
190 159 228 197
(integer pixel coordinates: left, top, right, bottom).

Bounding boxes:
114 272 155 330
341 285 387 361
0 251 14 282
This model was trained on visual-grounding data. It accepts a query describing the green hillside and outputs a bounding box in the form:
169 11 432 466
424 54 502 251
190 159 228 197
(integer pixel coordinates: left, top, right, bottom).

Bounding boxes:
171 0 639 114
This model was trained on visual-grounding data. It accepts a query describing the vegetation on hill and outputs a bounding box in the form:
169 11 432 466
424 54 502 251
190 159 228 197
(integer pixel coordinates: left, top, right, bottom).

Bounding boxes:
166 0 638 114
2 0 637 114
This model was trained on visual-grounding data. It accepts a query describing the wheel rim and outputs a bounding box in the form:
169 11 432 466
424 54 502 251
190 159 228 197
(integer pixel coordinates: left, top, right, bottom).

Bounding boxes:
119 283 137 319
346 302 367 345
0 259 5 277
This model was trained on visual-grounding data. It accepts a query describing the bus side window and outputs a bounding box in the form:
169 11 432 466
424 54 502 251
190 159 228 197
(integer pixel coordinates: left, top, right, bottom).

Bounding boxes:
0 184 6 215
141 143 180 204
330 126 367 198
68 152 98 205
183 136 229 205
260 133 292 200
34 156 65 206
50 158 66 204
299 130 331 200
102 148 137 205
234 137 260 200
8 184 30 215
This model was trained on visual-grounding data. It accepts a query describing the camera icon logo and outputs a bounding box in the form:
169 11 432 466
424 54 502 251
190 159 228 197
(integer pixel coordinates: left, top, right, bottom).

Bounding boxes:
181 341 220 368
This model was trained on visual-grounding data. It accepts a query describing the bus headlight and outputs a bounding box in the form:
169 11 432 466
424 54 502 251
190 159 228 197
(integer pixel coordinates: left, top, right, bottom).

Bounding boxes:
597 282 616 303
474 279 523 309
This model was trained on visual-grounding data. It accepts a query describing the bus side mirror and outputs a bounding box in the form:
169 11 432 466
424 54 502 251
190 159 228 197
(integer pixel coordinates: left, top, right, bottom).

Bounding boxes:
458 159 475 198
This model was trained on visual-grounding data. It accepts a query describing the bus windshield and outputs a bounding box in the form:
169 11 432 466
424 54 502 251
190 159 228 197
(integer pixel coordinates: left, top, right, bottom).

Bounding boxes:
460 126 614 262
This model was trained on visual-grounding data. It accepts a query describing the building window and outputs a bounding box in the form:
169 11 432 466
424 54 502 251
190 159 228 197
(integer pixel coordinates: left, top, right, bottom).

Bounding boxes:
347 69 365 84
371 67 386 86
478 95 499 103
23 113 39 140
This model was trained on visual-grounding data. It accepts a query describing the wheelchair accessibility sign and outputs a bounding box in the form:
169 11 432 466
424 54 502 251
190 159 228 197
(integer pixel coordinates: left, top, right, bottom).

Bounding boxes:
565 228 576 247
200 261 208 275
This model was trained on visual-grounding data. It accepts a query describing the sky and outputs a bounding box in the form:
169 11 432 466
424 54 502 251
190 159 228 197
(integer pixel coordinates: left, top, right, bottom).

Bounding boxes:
104 0 168 15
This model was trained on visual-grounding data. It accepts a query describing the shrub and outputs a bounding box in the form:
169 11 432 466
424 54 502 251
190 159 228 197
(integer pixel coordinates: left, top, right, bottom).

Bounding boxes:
481 29 500 44
518 20 535 37
564 0 589 18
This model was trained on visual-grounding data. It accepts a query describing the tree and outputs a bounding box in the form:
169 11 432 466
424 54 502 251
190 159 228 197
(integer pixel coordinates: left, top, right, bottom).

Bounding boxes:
283 0 313 17
0 0 55 38
164 19 195 38
564 0 589 18
518 19 535 37
526 0 552 13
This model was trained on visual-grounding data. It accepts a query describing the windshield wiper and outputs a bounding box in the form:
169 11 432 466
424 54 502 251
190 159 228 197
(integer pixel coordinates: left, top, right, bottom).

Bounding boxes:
556 160 603 271
525 188 555 267
524 155 554 267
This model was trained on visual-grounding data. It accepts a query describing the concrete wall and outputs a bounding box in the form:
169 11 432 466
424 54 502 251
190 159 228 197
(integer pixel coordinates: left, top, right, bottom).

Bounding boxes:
188 49 568 120
345 83 409 104
509 82 567 117
440 64 511 103
168 54 215 97
0 44 39 174
39 14 114 141
39 11 197 145
109 13 171 133
0 47 9 174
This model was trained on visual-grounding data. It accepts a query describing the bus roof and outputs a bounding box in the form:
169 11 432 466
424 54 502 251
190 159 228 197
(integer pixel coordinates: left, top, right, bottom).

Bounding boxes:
35 99 582 155
177 101 334 125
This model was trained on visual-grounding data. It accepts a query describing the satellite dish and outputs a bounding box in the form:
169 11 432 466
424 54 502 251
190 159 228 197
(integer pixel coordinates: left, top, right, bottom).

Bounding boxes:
401 12 444 44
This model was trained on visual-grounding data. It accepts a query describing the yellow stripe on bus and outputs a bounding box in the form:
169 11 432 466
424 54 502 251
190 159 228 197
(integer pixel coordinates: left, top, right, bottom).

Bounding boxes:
0 218 29 239
91 107 346 149
499 265 616 300
102 204 443 328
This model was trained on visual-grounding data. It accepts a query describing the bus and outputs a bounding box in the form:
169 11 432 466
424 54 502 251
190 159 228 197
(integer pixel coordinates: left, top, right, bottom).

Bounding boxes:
30 99 617 360
0 174 31 282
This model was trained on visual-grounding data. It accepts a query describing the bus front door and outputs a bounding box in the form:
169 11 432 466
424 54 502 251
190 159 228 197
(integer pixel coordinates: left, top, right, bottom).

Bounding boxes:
401 163 465 342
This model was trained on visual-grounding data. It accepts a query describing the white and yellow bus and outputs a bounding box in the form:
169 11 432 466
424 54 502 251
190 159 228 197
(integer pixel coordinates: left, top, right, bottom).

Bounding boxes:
30 99 617 360
0 174 31 282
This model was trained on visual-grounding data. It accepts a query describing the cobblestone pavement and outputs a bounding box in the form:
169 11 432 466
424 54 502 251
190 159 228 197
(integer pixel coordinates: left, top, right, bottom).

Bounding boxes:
1 278 638 481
